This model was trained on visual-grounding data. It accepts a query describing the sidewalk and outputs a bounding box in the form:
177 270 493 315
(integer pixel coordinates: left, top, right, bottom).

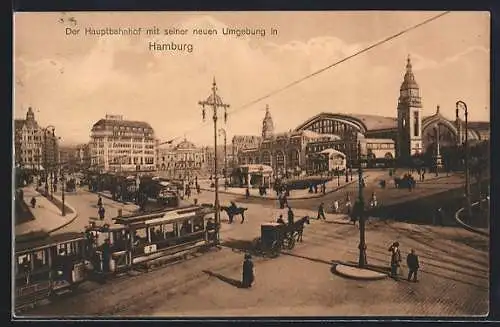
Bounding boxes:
454 200 489 237
198 176 360 200
15 186 78 236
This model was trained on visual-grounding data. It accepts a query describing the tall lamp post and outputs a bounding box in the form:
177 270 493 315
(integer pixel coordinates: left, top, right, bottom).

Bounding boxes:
218 128 228 187
456 100 472 220
198 78 230 240
42 125 56 197
60 170 66 216
357 141 367 268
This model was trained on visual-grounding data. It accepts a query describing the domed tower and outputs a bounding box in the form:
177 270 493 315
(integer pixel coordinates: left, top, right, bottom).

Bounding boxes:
262 104 275 139
397 55 423 161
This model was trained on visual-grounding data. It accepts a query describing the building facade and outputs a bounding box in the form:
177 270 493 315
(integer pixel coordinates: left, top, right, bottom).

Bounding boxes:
89 115 156 173
234 56 490 173
14 107 59 171
75 143 91 168
157 139 207 179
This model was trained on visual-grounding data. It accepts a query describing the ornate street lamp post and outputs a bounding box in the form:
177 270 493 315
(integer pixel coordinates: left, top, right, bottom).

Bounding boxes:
456 100 472 221
357 141 367 268
198 78 230 242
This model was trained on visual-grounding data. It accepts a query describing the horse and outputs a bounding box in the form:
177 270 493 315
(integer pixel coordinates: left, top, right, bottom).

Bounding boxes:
292 216 310 243
220 205 248 224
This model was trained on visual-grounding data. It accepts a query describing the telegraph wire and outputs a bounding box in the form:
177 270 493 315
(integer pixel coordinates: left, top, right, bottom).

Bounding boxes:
166 11 451 145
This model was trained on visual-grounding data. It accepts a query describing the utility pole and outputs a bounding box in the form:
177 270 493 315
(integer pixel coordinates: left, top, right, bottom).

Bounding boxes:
219 128 228 187
357 140 367 268
456 101 472 221
198 78 230 243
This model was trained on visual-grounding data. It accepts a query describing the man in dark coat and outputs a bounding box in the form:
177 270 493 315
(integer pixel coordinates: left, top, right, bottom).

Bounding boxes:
406 249 420 282
287 206 294 225
98 206 106 220
97 195 103 207
30 196 37 208
241 253 254 288
317 202 326 220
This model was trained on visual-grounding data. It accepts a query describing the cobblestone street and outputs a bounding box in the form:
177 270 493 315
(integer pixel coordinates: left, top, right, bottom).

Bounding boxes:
23 197 488 317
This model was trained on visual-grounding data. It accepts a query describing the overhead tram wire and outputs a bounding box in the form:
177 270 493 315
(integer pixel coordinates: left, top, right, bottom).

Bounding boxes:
172 11 451 142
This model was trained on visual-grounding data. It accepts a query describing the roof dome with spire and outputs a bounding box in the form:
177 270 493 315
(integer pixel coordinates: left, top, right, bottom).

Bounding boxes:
262 104 275 139
400 55 419 91
175 138 197 150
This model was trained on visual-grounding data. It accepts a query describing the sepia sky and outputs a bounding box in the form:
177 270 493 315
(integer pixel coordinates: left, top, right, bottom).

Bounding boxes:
13 11 490 146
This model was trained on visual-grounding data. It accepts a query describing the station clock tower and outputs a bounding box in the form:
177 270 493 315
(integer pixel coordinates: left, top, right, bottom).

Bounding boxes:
397 55 423 162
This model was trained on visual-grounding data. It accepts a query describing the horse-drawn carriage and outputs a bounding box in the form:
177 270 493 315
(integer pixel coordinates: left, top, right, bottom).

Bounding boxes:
254 216 310 257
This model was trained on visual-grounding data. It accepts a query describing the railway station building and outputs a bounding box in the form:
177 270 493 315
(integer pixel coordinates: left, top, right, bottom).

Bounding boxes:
233 56 490 175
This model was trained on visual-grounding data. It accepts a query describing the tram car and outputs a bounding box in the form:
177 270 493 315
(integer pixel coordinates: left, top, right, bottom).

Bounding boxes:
85 204 218 275
14 231 87 311
15 205 219 311
140 177 179 207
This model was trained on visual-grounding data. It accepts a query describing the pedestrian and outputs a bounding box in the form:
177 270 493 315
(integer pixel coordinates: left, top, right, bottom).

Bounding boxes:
332 200 339 213
345 194 352 214
287 206 294 225
30 196 36 209
98 205 106 221
317 202 326 220
370 192 378 208
406 249 420 282
245 187 250 199
97 195 103 208
241 253 254 288
314 184 318 194
278 193 285 209
322 183 326 195
388 242 402 280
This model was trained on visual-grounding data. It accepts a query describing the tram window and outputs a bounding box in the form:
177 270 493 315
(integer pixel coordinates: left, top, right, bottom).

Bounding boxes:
57 244 67 255
163 223 177 238
133 228 148 244
33 249 48 269
17 254 31 275
193 216 204 232
150 226 164 241
180 220 193 236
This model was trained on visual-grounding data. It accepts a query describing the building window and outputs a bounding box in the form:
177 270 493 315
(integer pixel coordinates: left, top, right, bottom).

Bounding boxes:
413 112 419 137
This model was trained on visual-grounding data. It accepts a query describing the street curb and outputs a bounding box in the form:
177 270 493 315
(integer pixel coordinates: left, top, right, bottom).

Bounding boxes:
454 200 489 237
199 178 360 201
33 187 79 234
331 263 389 281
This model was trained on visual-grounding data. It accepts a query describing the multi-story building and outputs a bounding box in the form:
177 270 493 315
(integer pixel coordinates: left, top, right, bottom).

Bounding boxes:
157 139 206 179
89 114 156 173
14 107 42 170
14 107 60 172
